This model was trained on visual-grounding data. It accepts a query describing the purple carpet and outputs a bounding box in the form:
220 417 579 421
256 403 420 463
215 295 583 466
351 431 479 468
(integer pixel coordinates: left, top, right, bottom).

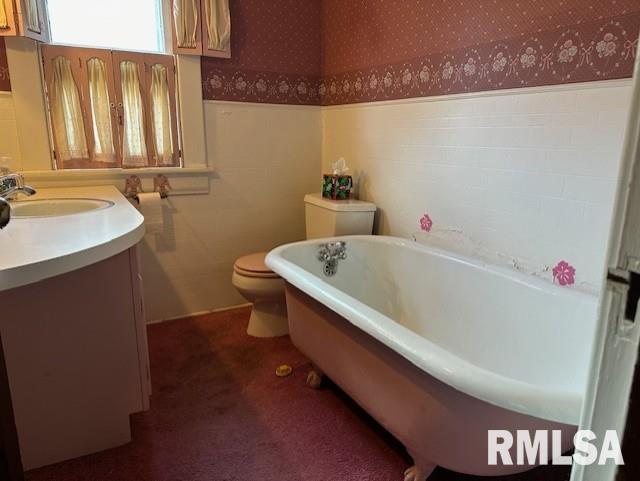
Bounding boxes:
26 307 570 481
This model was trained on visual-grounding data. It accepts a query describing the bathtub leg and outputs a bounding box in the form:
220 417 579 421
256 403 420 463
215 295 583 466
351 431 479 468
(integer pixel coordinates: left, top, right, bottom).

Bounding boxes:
306 366 324 389
403 462 436 481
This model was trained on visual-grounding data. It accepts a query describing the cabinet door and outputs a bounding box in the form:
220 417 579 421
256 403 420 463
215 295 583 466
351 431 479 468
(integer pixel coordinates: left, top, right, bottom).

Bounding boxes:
201 0 230 58
128 246 151 410
17 0 48 42
113 52 152 168
42 45 92 168
78 48 120 167
0 0 18 37
171 0 202 56
144 54 180 167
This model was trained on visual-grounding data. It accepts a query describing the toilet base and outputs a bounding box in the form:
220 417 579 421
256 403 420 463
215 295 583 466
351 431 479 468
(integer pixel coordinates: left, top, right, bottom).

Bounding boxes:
247 301 289 338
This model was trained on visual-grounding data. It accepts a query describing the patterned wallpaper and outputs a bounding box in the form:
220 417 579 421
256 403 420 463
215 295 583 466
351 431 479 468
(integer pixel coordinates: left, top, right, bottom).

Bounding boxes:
201 0 322 105
202 0 640 106
0 38 10 92
319 0 640 105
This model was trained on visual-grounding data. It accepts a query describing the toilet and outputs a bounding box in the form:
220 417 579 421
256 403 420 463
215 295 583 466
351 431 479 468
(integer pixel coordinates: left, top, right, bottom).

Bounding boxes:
232 193 377 337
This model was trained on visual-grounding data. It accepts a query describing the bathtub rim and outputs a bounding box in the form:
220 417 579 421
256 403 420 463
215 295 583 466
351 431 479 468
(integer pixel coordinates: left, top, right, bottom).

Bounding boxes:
266 235 599 426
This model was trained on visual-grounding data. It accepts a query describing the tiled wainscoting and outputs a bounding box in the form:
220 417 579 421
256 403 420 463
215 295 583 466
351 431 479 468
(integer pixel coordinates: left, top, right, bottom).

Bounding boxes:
0 93 21 170
2 81 631 317
140 101 321 321
322 80 632 289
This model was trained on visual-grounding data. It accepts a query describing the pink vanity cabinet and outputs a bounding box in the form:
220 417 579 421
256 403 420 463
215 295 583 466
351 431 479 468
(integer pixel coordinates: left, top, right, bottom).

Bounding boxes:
0 246 150 470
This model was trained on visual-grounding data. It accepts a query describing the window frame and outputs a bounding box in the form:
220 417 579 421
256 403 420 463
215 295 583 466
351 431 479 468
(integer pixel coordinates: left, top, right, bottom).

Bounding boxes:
46 0 167 55
41 44 182 170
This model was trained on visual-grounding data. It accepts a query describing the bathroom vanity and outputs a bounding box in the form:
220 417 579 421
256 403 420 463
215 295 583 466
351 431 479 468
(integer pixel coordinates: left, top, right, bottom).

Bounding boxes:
0 186 148 470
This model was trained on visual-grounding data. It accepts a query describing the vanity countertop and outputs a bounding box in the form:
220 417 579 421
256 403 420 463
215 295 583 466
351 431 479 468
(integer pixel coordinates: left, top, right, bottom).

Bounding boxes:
0 185 145 292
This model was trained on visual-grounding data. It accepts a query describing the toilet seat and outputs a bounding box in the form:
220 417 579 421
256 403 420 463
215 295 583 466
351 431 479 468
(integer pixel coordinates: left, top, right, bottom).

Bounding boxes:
233 266 280 279
233 252 279 279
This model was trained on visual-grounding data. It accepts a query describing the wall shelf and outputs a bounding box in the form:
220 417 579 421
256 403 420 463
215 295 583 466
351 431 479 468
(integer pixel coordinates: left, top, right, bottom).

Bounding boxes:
22 167 213 196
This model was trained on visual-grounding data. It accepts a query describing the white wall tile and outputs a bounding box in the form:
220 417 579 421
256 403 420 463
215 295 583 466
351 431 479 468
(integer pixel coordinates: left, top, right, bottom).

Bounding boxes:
322 81 632 289
0 94 22 170
141 102 321 321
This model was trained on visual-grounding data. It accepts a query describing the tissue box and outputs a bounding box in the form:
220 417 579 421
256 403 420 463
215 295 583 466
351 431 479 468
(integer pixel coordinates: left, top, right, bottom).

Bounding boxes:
322 174 353 199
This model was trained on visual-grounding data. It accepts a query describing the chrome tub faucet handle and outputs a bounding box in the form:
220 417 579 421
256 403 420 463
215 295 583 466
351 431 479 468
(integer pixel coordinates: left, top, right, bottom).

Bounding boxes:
317 241 347 277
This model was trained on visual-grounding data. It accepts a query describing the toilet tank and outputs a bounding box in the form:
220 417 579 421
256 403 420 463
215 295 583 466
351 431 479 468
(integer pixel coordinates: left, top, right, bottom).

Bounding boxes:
304 193 376 239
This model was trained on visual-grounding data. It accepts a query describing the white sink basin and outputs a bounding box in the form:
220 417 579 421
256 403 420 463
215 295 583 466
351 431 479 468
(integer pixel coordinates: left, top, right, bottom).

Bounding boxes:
10 198 115 218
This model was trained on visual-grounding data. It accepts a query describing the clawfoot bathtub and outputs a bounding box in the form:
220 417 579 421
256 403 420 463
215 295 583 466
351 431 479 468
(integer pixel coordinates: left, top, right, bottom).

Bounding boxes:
266 236 598 479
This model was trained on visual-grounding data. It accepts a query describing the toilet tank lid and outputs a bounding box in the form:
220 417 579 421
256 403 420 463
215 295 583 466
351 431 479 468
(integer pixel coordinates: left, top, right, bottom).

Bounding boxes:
304 193 376 212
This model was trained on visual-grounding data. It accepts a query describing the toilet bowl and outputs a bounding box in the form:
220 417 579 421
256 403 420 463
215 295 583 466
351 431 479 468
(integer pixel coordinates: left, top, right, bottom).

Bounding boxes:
232 252 288 338
233 193 377 338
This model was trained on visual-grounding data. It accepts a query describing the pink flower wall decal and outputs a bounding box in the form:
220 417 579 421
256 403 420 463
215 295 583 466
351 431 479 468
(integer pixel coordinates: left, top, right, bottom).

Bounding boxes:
419 214 433 232
553 260 576 286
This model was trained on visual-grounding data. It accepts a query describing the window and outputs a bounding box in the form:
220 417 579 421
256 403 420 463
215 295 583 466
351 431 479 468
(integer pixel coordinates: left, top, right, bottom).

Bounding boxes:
47 0 165 53
42 45 180 169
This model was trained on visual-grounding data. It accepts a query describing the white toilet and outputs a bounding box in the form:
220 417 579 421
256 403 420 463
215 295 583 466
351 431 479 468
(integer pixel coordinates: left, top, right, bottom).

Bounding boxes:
232 193 376 337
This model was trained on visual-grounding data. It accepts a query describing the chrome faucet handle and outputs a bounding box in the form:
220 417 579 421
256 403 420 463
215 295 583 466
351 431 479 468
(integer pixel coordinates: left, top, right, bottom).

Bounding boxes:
1 173 22 192
317 244 330 262
0 172 36 200
317 241 347 276
1 172 23 184
331 241 347 258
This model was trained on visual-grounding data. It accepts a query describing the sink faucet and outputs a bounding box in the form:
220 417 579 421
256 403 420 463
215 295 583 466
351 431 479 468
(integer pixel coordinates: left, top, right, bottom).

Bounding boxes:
318 241 347 277
0 173 36 201
0 172 36 229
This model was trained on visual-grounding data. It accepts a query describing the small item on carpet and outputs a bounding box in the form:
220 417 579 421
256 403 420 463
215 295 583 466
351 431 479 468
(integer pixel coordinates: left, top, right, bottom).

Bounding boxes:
275 364 293 377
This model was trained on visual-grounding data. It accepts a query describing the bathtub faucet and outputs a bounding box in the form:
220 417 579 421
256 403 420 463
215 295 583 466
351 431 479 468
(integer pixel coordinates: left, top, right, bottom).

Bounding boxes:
317 241 347 277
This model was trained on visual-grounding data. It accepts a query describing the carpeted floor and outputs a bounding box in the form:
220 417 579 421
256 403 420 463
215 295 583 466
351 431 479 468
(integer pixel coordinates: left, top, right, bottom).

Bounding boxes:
25 307 570 481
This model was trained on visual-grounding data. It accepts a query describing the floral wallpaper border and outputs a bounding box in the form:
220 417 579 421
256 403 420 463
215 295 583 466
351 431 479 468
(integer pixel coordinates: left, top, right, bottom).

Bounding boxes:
202 68 321 105
319 13 640 105
202 13 640 106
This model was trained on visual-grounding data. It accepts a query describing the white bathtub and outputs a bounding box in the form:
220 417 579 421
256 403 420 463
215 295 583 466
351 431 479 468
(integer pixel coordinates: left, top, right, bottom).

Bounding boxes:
266 235 599 479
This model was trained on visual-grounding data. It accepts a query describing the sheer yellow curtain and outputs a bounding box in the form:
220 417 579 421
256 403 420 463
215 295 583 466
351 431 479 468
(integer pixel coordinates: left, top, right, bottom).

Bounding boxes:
120 61 148 167
173 0 198 48
204 0 230 51
50 56 89 162
25 0 39 32
0 0 8 29
87 58 116 163
150 64 174 166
